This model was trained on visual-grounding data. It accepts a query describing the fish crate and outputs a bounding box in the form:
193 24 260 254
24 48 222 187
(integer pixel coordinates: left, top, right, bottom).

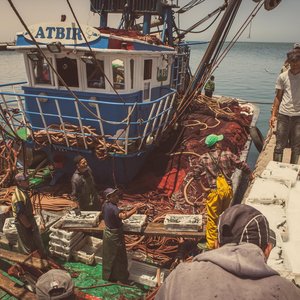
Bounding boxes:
61 211 100 228
50 218 80 240
128 260 165 287
123 214 147 233
49 232 84 248
3 216 41 245
164 214 202 232
0 205 11 232
49 246 72 261
72 236 103 265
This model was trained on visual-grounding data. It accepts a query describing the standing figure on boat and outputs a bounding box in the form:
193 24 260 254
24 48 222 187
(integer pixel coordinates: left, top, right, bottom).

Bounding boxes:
102 188 144 284
204 75 215 97
11 173 47 258
70 155 100 211
270 48 300 164
155 204 300 300
194 134 252 250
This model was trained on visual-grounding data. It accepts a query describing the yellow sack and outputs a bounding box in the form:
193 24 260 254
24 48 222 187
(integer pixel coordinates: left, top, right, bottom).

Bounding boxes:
206 175 233 249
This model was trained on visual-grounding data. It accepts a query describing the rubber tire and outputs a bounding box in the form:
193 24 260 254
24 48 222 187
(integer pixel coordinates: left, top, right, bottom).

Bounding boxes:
249 126 264 153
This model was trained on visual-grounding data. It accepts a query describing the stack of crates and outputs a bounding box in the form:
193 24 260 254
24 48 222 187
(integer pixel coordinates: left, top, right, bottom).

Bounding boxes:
49 218 84 261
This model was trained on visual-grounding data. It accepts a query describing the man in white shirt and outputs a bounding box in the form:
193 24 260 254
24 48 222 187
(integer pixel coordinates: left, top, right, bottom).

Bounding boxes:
270 48 300 164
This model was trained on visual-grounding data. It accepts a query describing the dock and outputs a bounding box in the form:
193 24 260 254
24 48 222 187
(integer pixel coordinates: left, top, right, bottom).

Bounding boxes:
242 126 300 285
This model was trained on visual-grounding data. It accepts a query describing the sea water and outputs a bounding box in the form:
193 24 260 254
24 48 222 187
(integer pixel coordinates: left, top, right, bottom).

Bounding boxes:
0 42 294 168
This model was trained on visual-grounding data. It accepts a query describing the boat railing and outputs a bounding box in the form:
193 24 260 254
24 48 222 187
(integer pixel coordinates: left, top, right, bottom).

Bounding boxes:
0 83 177 156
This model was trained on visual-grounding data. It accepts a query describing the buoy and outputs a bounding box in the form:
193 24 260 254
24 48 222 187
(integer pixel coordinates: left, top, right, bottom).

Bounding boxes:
249 126 264 153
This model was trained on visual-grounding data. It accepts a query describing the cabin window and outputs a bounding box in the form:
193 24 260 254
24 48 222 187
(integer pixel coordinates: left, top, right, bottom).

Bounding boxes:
144 59 152 80
112 59 125 90
56 57 79 87
31 57 52 85
86 60 105 89
143 82 150 101
130 59 134 89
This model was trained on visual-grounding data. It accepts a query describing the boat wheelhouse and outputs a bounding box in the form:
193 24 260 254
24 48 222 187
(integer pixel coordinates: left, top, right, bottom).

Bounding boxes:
1 1 190 184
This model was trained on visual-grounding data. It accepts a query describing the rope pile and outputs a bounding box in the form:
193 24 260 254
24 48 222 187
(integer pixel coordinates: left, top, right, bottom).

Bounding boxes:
32 123 124 159
0 140 20 188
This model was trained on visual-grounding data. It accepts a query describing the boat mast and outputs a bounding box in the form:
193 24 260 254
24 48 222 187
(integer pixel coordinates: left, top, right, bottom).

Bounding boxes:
184 0 242 98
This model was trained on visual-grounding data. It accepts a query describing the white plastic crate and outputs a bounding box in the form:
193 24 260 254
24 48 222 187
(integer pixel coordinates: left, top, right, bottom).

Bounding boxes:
0 205 11 232
49 232 84 248
123 214 147 233
62 211 100 228
49 246 72 261
164 214 202 232
3 216 41 244
128 260 165 287
49 232 84 253
50 218 80 240
72 236 103 265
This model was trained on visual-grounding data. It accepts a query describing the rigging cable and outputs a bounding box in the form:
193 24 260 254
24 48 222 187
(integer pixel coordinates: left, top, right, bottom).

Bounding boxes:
211 1 264 74
173 0 242 123
6 0 111 124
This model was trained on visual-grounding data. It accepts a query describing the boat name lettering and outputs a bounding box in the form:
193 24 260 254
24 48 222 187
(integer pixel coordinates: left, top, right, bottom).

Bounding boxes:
23 23 101 45
35 26 83 41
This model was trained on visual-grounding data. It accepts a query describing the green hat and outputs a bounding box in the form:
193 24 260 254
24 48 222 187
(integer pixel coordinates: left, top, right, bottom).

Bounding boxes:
205 134 224 147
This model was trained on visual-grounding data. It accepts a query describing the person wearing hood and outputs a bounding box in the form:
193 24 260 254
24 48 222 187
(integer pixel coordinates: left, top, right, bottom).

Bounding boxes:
11 173 47 258
102 188 144 284
194 134 252 249
70 155 100 211
155 204 300 300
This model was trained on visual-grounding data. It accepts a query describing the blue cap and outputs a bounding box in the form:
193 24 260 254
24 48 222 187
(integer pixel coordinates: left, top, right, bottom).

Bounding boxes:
104 188 119 199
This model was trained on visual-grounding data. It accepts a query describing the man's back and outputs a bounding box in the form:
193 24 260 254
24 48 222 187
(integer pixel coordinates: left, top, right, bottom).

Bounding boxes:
155 243 300 300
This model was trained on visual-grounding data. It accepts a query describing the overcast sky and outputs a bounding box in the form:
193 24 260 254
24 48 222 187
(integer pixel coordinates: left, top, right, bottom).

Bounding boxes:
0 0 298 43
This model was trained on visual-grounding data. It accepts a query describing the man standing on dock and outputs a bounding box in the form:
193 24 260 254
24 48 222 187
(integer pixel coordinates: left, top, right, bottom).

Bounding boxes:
11 173 47 258
270 47 300 164
194 134 252 250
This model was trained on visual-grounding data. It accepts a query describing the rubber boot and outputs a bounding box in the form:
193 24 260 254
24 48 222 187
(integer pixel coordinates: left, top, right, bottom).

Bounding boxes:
273 153 283 162
290 152 300 164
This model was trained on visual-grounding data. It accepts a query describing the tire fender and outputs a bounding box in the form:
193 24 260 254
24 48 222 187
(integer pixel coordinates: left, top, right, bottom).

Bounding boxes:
249 126 264 153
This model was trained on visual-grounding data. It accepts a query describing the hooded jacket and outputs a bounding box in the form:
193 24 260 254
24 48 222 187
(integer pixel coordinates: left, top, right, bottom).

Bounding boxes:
155 243 300 300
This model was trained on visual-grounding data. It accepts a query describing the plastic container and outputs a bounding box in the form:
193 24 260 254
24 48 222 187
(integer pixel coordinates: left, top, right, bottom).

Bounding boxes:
50 219 80 240
72 236 103 265
164 214 202 232
123 214 147 233
128 260 165 287
0 205 11 232
49 232 84 247
61 211 100 228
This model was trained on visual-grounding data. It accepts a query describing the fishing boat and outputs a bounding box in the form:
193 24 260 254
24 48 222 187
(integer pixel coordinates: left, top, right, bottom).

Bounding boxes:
0 0 283 299
0 0 280 185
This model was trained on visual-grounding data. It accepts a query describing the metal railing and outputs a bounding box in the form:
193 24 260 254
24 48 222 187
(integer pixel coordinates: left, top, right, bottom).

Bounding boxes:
0 83 177 156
